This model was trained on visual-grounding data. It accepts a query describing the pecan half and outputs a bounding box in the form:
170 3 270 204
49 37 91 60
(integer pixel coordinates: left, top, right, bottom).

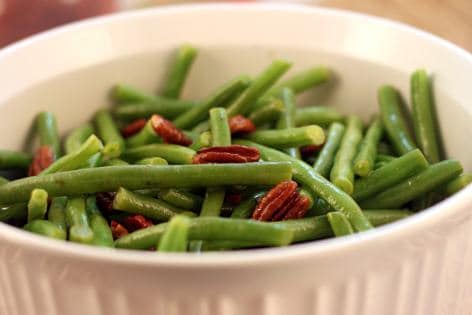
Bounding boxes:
252 180 310 221
96 192 116 214
282 194 310 220
28 145 54 176
300 144 323 159
122 214 153 232
192 145 260 164
150 114 192 146
121 118 147 138
229 115 256 135
111 220 129 239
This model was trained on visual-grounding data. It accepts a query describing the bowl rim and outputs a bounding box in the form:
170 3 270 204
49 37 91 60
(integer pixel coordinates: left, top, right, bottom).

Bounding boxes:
0 2 471 267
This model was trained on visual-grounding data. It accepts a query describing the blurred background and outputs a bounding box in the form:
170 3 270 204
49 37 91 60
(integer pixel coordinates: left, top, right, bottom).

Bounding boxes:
0 0 471 51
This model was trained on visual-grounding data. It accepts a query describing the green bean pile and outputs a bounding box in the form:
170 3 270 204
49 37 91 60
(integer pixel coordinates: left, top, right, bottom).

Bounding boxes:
0 46 470 253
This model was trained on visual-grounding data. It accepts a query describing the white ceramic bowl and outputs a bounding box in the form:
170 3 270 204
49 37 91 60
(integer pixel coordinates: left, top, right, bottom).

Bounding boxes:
0 4 471 315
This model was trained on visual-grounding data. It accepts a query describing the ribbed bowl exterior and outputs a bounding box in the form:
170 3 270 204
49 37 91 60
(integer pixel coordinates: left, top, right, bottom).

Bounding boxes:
0 4 471 315
0 205 471 315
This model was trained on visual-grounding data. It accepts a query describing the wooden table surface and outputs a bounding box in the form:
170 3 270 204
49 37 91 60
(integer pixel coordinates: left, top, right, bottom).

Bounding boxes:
319 0 472 52
1 0 471 52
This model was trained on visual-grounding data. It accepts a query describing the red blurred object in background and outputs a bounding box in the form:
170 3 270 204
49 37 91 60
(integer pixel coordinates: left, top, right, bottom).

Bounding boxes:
0 0 117 48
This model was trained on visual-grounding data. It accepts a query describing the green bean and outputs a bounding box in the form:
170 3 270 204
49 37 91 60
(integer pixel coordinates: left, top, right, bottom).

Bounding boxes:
190 131 212 151
65 197 89 228
47 197 68 232
0 163 291 204
202 108 231 218
170 210 197 218
190 122 209 135
85 196 113 247
0 177 8 186
353 149 429 202
136 157 168 166
377 141 395 155
27 188 48 222
262 66 331 101
330 116 363 195
115 209 409 250
310 197 334 216
161 45 198 99
188 240 203 252
199 187 225 217
65 197 93 244
199 240 260 251
203 109 231 218
173 76 250 129
353 116 383 177
47 148 102 171
125 120 161 148
158 189 203 211
374 161 389 170
94 110 125 159
113 187 186 221
376 154 396 163
0 203 27 222
411 69 443 163
276 88 300 158
444 173 472 196
249 98 284 126
183 130 199 145
114 100 197 121
85 196 102 217
115 222 169 249
112 84 197 113
230 197 257 219
40 135 103 175
157 215 191 252
209 108 231 146
209 208 411 250
197 217 331 249
103 158 129 166
245 126 325 149
294 106 344 127
286 209 411 241
298 187 315 210
89 215 113 247
122 144 195 164
116 217 294 249
24 220 66 240
410 194 436 212
235 140 372 232
327 212 354 236
378 85 416 155
36 112 61 158
0 150 32 169
363 209 412 226
360 160 463 209
64 123 94 154
85 153 103 168
112 84 157 103
132 188 159 197
226 60 292 116
313 122 345 178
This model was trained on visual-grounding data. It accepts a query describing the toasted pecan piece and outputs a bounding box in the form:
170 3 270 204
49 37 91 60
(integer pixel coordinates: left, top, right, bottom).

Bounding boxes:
192 145 260 164
28 145 54 176
151 114 192 146
252 180 310 221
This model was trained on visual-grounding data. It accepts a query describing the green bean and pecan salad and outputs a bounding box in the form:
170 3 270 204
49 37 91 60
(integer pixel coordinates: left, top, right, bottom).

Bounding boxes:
0 45 470 252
